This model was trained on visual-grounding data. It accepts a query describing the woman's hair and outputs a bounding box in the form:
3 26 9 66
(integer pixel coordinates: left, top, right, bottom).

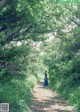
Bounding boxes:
45 70 47 73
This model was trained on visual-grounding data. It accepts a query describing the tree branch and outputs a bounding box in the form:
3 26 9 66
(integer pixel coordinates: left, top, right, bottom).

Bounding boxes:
0 24 32 46
0 0 13 11
69 17 80 27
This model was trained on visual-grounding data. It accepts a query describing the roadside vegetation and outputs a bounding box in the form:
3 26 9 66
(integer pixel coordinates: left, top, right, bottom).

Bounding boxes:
0 0 80 111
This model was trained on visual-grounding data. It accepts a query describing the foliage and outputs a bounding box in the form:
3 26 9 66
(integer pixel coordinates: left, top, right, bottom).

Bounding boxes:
0 0 51 111
0 0 80 111
43 4 80 111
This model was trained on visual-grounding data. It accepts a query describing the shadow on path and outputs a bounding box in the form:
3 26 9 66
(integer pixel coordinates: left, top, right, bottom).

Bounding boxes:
30 80 77 112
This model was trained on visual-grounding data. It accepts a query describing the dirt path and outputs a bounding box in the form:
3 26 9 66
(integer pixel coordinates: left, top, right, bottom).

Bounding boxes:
30 80 77 112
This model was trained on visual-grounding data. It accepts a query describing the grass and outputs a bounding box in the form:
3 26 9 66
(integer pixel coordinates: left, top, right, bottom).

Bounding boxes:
0 75 38 112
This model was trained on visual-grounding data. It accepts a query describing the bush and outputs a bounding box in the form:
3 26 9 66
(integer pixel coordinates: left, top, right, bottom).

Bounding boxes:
0 75 36 112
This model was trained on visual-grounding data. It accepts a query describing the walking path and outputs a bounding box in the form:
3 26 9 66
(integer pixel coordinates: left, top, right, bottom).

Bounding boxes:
30 80 77 112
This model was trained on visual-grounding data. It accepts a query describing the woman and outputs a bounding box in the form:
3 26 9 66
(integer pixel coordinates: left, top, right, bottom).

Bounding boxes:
43 71 48 86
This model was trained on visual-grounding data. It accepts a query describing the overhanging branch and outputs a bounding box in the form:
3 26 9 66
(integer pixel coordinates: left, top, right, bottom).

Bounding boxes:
69 17 80 27
0 0 13 11
0 24 32 46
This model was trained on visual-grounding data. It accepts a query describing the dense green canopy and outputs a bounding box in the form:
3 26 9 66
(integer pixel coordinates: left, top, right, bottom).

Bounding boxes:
0 0 80 111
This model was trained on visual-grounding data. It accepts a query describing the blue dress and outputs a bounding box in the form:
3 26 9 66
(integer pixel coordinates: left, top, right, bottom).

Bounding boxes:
44 73 48 86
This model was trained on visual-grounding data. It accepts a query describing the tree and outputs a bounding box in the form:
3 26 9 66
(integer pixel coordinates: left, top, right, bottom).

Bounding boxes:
0 1 55 111
43 4 80 110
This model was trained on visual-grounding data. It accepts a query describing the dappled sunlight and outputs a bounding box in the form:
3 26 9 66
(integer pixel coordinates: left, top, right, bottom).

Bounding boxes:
0 1 80 111
30 81 76 112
